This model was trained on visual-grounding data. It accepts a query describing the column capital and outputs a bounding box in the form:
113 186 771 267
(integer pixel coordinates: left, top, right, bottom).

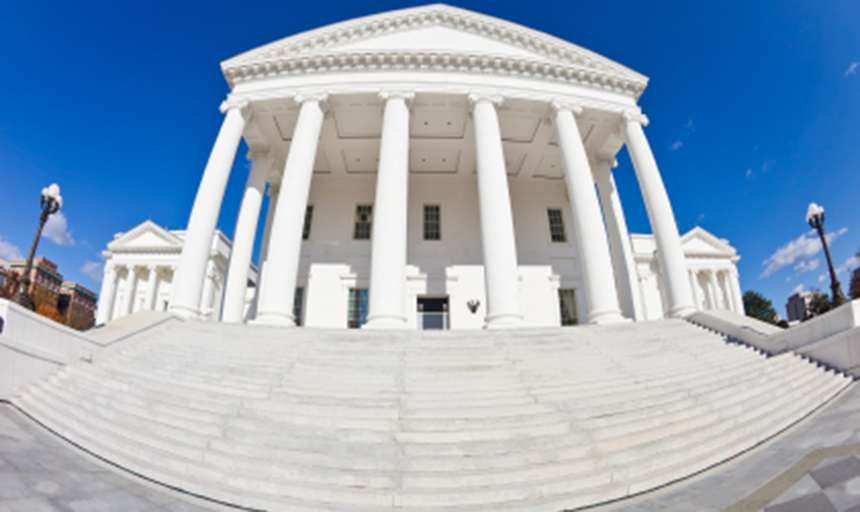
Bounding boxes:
379 91 415 107
551 100 583 116
622 109 649 127
467 93 504 111
246 148 270 161
591 157 618 169
294 92 329 112
220 98 252 119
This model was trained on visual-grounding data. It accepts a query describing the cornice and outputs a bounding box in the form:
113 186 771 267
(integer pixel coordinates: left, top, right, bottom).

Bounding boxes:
223 50 647 99
221 5 648 99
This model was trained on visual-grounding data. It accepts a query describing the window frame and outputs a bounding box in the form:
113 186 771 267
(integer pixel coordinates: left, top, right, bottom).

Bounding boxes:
547 208 568 243
423 204 441 241
353 204 373 240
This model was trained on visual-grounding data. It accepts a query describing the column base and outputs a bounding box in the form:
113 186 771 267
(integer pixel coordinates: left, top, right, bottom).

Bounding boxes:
168 304 201 319
251 312 297 327
363 315 409 329
484 313 524 329
587 308 628 325
666 304 697 318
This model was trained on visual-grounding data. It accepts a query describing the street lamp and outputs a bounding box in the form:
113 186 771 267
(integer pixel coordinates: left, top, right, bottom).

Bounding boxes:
806 202 848 307
11 184 63 310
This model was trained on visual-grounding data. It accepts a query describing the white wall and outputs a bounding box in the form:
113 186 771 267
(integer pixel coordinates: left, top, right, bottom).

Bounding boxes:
298 174 585 328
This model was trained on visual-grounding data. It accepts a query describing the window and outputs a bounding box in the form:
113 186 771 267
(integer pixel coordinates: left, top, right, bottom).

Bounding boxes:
424 205 441 240
302 205 313 240
293 287 304 326
558 289 578 326
347 288 368 328
548 209 567 243
353 205 372 240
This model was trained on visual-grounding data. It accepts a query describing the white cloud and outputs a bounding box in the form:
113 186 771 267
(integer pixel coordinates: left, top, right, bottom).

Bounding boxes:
846 62 859 76
793 258 820 274
819 274 827 282
43 211 74 246
685 119 694 129
746 169 755 179
80 261 104 283
0 237 24 262
790 283 805 295
760 227 848 279
669 140 683 151
836 254 860 276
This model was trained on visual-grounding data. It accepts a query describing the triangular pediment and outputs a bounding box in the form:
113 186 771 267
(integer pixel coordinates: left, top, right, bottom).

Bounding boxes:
222 4 646 87
109 220 183 251
681 227 736 257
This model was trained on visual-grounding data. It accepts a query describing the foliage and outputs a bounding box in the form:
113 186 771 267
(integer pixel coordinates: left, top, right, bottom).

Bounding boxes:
850 251 860 301
776 319 789 329
807 290 833 318
743 291 777 325
36 303 62 323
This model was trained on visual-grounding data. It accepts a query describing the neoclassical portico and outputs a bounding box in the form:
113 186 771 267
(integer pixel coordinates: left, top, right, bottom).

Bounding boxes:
168 4 697 328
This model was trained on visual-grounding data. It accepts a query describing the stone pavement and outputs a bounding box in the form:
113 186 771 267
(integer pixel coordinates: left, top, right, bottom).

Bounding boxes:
0 402 234 512
598 380 860 512
0 381 858 512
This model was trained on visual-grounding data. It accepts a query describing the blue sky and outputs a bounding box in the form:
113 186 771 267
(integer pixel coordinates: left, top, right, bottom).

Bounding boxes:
1 1 858 317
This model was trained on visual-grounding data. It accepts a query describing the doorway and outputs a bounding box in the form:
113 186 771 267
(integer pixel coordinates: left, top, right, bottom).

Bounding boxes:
417 297 449 330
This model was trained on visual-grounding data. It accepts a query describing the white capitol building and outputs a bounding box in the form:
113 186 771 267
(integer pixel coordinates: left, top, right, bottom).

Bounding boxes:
97 3 744 330
7 5 858 512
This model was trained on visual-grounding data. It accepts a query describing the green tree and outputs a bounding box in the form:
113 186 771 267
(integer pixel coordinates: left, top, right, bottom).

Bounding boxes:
807 289 833 318
743 291 778 325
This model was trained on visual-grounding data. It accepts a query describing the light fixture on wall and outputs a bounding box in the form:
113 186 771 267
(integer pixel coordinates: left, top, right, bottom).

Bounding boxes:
466 300 480 314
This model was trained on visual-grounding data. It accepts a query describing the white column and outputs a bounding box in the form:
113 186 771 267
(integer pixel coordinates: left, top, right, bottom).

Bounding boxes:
365 92 413 329
707 270 720 310
591 157 644 321
119 267 137 318
96 263 117 324
730 269 744 314
200 260 216 319
145 266 159 310
170 100 250 318
622 111 696 318
256 94 327 326
689 270 702 310
553 104 624 324
469 94 522 328
221 153 271 322
248 184 279 321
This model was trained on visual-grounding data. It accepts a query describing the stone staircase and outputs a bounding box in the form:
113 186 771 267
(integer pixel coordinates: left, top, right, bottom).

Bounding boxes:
14 320 853 511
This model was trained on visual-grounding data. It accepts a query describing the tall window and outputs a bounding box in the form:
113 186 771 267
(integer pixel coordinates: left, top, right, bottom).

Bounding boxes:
302 205 313 240
353 205 372 240
293 287 304 326
547 209 567 243
558 288 578 326
424 205 441 240
348 288 368 328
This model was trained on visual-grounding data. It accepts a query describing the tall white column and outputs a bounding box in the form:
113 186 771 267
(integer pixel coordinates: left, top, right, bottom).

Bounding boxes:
365 92 413 329
221 153 271 322
622 111 696 318
730 269 745 314
96 263 117 324
689 270 702 310
170 100 250 318
553 104 624 324
145 266 159 310
256 94 327 326
119 267 137 318
469 94 522 328
593 159 645 321
708 270 722 310
248 184 279 321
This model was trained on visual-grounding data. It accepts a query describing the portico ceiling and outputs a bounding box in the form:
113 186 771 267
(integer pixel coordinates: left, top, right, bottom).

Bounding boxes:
244 93 627 185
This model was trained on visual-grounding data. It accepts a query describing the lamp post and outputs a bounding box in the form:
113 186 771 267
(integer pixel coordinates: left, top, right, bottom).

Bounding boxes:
806 202 848 307
11 184 63 310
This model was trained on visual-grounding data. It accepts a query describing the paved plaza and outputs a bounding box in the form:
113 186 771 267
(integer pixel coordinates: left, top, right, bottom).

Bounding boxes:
1 380 858 512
